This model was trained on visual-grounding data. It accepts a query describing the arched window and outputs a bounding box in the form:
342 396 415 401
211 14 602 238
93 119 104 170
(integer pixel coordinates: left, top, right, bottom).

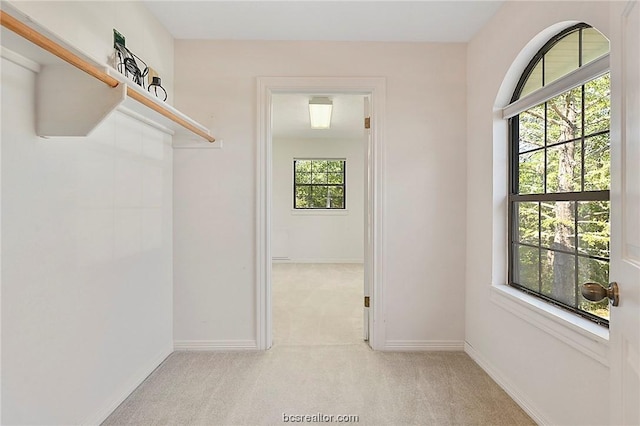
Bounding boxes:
507 24 611 326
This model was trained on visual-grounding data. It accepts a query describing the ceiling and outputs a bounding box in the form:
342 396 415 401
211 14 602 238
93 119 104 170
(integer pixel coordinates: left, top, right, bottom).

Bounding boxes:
272 94 364 140
143 1 504 139
143 1 504 43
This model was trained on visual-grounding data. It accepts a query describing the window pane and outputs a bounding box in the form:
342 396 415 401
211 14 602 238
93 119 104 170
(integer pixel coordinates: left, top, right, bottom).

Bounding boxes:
541 248 576 306
547 87 582 145
328 186 344 208
519 150 544 194
295 186 311 208
547 141 581 193
521 60 543 98
295 160 312 173
327 160 344 173
519 104 545 152
328 172 343 184
312 160 328 173
310 186 328 208
584 74 610 136
311 172 328 184
578 201 610 258
514 244 539 292
295 172 311 184
578 256 610 320
545 30 580 85
541 201 576 252
516 202 539 245
584 134 610 191
582 28 609 65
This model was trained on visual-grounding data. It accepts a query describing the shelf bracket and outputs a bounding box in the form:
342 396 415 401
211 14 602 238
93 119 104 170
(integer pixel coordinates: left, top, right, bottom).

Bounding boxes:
37 64 126 137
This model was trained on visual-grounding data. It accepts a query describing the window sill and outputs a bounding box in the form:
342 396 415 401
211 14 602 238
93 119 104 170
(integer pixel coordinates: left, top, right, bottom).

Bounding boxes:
490 284 609 366
290 209 349 216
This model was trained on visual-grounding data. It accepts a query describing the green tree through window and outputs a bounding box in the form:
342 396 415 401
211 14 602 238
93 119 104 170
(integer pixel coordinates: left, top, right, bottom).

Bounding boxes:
294 159 346 209
509 24 611 325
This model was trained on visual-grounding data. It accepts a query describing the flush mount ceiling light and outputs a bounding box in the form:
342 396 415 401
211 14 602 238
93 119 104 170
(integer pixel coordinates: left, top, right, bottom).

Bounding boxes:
308 97 333 129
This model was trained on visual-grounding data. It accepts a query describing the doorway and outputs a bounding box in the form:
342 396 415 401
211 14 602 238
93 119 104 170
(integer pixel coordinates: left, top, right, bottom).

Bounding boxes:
270 93 365 346
256 77 386 350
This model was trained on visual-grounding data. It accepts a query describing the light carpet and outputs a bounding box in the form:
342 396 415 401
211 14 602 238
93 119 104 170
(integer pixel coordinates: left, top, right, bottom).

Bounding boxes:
103 263 534 425
272 263 364 346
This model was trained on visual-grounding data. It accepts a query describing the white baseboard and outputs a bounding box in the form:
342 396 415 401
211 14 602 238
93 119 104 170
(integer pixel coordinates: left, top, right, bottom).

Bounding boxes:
84 345 173 425
272 258 364 264
383 340 465 351
464 342 548 425
174 340 258 351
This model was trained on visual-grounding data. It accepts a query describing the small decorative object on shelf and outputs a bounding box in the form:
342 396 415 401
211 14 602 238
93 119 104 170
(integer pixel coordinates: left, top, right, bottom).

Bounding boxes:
113 37 149 89
148 76 168 102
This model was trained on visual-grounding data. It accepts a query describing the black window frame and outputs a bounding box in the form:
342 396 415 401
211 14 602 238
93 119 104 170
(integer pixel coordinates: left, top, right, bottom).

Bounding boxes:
508 23 611 327
293 158 346 210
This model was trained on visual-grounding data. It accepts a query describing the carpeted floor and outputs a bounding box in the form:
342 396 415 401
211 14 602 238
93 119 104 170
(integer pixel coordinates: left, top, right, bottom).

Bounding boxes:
272 263 364 346
103 264 535 425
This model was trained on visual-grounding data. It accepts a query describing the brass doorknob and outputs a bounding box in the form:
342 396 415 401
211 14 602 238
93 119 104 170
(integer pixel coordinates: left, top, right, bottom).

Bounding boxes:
581 282 619 307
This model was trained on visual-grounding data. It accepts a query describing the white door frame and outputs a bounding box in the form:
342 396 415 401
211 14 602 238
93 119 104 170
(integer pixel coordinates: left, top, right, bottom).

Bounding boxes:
256 76 386 350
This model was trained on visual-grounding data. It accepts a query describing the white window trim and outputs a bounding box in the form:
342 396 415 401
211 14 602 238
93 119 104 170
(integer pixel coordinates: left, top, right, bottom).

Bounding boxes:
502 54 609 119
290 209 349 216
491 283 609 366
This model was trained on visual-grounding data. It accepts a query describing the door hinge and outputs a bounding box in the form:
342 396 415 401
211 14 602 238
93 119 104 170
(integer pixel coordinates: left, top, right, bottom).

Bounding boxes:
364 117 371 129
364 296 370 308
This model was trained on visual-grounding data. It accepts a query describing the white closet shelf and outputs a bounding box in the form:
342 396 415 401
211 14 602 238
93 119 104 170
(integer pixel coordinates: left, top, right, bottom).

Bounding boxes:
0 2 216 144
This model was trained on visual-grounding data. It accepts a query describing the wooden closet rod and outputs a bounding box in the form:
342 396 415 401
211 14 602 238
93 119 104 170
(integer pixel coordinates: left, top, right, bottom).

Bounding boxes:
0 10 215 143
125 87 216 142
0 10 119 87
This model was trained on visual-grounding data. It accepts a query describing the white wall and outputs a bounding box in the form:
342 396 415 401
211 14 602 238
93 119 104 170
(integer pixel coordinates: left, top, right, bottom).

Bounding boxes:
465 2 612 425
272 137 364 263
173 41 467 348
1 2 175 424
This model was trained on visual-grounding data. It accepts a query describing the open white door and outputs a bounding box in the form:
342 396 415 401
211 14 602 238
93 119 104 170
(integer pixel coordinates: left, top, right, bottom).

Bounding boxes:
363 95 372 342
609 1 640 424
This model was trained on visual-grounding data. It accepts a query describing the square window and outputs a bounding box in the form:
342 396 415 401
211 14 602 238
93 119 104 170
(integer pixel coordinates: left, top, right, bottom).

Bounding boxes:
294 159 346 209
